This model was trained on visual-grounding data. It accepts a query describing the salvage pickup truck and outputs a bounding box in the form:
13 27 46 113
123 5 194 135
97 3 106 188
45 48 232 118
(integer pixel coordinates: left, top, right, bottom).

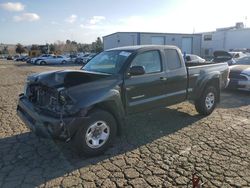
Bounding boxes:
17 45 229 156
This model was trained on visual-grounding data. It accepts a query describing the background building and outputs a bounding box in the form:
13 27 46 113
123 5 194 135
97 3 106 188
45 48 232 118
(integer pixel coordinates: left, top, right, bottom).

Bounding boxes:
103 32 202 56
104 23 250 58
201 22 250 58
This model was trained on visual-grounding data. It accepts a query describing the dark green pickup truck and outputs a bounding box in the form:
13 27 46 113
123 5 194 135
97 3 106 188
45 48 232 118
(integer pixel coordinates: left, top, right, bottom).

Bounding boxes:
17 45 229 156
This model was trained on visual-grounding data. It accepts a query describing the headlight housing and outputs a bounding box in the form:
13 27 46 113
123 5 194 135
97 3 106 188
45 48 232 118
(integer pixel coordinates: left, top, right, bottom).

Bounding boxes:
57 88 73 105
57 88 79 115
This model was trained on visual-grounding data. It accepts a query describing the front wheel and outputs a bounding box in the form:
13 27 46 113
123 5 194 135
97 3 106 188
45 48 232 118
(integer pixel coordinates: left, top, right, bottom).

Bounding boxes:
195 86 218 115
73 109 117 157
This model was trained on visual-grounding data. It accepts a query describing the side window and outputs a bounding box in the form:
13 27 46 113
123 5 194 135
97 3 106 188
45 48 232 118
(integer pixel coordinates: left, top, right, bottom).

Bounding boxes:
165 49 182 70
131 50 161 74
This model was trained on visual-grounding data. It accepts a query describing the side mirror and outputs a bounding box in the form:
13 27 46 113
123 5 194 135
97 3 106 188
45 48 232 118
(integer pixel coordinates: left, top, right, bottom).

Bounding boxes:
129 66 145 76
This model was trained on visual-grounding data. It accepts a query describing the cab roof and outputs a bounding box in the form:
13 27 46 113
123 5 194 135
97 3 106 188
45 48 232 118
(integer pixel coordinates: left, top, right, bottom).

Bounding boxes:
106 45 179 52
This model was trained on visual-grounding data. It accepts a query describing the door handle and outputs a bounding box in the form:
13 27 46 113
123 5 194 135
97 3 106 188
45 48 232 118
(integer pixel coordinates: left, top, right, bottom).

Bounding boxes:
160 77 167 81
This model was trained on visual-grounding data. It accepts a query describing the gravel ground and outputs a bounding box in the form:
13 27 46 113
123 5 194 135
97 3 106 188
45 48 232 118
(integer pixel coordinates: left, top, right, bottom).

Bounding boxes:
0 60 249 188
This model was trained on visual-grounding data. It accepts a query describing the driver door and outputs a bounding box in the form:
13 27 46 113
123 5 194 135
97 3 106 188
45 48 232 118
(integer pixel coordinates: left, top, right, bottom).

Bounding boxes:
124 50 168 114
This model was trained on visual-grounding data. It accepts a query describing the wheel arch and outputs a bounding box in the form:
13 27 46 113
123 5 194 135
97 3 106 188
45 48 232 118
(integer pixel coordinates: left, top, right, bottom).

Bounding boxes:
194 73 220 102
90 100 126 136
40 60 46 65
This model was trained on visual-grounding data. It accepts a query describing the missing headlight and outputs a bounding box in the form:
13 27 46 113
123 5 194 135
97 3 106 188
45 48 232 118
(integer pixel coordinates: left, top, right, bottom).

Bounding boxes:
58 88 73 106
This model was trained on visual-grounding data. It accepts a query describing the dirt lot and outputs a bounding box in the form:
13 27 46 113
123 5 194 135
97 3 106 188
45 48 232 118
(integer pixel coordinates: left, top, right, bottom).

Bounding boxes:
0 60 249 188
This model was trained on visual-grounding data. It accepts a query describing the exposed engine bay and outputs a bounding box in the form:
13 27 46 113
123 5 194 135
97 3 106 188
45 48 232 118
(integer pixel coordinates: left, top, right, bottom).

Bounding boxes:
25 84 73 117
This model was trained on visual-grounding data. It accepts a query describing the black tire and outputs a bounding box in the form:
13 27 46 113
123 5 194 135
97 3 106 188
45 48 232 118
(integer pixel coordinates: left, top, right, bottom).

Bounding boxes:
73 109 117 157
61 60 66 64
40 61 46 65
195 85 218 115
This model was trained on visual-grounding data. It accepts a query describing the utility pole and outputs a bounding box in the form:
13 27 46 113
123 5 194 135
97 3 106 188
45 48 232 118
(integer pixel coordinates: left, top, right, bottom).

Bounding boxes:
47 43 50 54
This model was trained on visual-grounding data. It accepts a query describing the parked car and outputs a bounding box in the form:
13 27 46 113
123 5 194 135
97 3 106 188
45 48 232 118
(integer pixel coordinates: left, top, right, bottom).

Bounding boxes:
74 53 90 64
26 57 32 64
30 54 53 64
212 50 236 65
231 48 250 54
235 56 250 65
13 55 20 60
68 54 78 63
185 54 206 63
17 45 229 156
227 64 250 91
23 56 30 62
36 55 70 65
228 51 246 59
6 55 13 60
15 55 29 61
82 53 97 64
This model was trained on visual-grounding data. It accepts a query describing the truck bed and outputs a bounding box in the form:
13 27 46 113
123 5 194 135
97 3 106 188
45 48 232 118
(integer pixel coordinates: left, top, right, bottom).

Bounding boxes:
185 61 219 67
186 62 229 100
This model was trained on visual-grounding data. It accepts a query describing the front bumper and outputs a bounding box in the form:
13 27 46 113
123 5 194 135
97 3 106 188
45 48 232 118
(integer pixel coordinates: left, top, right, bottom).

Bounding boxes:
17 94 87 139
228 79 250 91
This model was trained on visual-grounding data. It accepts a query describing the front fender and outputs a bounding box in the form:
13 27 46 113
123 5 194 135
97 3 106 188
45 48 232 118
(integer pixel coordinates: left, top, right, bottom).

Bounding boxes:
71 88 126 136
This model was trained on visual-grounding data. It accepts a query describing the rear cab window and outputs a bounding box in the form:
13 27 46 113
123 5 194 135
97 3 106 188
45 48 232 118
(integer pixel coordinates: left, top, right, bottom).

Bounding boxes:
164 49 182 70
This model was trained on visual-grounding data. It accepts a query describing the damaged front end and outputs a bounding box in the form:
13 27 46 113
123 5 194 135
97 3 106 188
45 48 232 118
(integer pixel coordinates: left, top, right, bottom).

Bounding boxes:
17 77 87 140
17 69 114 140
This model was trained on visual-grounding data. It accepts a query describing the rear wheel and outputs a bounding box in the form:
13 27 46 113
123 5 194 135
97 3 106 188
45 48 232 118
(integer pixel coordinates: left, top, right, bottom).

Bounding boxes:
61 60 66 64
39 61 46 65
73 109 117 157
195 86 218 115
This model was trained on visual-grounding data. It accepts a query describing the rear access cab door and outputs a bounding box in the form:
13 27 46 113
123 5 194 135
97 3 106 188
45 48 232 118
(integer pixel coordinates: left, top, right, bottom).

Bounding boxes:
163 48 188 104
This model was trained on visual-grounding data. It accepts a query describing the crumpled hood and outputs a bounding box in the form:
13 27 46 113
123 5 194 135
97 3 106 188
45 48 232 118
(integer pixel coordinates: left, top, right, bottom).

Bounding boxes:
213 50 232 58
26 69 122 109
27 70 111 88
230 65 250 76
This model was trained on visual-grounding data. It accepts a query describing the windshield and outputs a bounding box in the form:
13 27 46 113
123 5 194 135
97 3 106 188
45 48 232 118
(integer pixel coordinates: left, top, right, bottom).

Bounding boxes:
82 50 132 74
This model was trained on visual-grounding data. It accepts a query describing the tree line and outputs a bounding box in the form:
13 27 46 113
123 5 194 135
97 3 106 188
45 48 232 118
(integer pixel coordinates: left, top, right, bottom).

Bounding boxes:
0 37 103 55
